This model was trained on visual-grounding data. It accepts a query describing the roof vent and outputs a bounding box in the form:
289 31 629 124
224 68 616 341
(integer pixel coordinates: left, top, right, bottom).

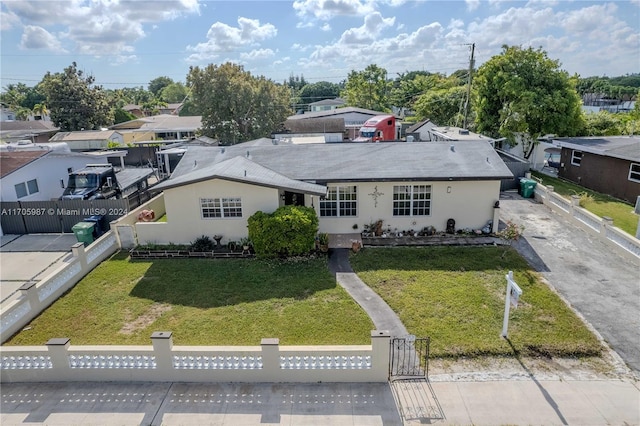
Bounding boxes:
246 150 250 158
486 157 490 163
221 147 225 153
450 145 455 152
459 129 469 135
194 160 197 167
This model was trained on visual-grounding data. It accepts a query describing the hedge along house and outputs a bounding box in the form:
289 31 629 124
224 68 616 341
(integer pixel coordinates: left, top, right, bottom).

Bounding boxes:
137 141 513 246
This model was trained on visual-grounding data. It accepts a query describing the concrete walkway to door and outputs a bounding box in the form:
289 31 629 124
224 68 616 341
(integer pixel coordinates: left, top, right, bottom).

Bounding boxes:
328 248 409 338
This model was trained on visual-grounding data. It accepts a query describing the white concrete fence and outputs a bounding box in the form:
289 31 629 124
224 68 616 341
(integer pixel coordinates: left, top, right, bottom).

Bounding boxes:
0 232 119 344
534 185 640 262
1 331 391 383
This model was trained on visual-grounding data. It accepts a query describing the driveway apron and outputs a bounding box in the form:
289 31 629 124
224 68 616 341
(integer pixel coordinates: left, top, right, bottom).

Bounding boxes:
499 192 640 372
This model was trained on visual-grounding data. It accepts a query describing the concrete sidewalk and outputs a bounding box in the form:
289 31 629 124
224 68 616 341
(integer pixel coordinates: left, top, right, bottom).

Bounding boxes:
1 377 638 425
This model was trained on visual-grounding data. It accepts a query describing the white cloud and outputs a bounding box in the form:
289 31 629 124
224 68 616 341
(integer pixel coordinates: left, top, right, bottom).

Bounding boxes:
339 12 395 44
3 0 199 56
293 0 375 20
19 25 66 52
465 0 480 12
187 17 277 62
240 48 276 61
321 23 332 31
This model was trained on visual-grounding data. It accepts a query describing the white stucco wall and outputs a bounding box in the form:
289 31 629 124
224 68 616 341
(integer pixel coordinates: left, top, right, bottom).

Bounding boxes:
1 155 106 202
314 181 500 234
135 179 500 245
136 179 279 245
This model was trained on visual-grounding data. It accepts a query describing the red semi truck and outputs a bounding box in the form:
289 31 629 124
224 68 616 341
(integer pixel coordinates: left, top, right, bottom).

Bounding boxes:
354 114 398 142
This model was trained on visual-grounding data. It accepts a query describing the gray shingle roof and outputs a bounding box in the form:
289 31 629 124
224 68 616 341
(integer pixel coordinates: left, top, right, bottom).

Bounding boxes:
154 141 512 192
153 155 327 195
555 136 640 162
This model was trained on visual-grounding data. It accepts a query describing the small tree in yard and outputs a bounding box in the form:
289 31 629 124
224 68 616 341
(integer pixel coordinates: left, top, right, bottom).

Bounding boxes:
247 205 319 259
497 220 524 258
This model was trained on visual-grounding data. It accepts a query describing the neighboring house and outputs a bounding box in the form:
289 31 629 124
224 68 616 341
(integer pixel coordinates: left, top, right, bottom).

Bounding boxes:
426 126 493 143
109 115 201 144
122 104 144 118
552 136 640 203
0 143 121 202
135 141 512 245
49 130 125 151
0 120 59 144
405 119 436 142
308 98 346 112
273 117 346 144
286 107 397 140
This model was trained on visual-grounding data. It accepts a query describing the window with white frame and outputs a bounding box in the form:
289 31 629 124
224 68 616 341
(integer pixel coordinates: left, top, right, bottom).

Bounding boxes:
200 197 242 218
14 179 39 199
571 150 583 166
393 185 431 216
629 163 640 183
320 185 357 217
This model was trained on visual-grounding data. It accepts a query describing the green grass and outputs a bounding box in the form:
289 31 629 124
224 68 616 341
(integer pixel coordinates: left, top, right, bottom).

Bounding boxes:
531 171 637 236
350 246 602 358
4 252 373 346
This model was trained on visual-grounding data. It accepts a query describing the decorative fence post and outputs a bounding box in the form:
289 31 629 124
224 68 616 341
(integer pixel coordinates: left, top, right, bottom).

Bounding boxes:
371 330 391 381
600 216 613 238
19 281 39 311
71 242 88 270
261 338 280 381
46 338 71 379
151 331 173 378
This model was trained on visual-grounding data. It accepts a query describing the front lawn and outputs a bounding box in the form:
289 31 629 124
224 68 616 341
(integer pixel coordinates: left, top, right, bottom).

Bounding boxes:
350 246 602 358
4 252 373 346
531 171 637 236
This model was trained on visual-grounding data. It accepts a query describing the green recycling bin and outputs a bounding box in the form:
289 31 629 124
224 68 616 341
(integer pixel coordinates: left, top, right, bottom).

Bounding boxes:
72 221 95 246
520 178 537 198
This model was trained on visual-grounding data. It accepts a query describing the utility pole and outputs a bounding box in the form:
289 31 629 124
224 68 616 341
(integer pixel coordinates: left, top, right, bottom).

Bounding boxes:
463 43 475 130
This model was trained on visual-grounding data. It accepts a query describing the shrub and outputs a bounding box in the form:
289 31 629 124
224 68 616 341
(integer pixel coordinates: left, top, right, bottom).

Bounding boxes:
190 235 216 252
247 205 319 258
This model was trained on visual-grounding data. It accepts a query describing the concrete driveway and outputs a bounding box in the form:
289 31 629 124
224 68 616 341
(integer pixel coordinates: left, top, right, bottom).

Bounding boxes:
499 191 640 372
0 234 77 306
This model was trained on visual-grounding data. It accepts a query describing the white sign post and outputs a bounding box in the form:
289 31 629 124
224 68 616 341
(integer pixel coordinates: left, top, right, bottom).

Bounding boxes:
501 270 522 338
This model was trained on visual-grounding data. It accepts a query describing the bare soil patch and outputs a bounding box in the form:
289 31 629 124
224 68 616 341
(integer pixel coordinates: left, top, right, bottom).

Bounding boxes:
119 303 172 335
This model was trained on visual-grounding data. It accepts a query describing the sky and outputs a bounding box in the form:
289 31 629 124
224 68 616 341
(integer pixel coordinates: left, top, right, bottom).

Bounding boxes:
1 0 639 90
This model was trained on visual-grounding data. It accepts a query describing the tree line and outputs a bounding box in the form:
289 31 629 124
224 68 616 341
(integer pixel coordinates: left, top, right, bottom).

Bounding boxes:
2 48 638 144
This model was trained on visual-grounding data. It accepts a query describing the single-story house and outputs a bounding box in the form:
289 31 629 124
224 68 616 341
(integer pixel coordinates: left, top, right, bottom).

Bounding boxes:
286 107 397 140
552 136 640 203
109 115 201 144
135 141 513 245
273 117 346 144
405 119 436 142
0 143 124 202
49 130 124 151
308 98 346 112
0 120 59 144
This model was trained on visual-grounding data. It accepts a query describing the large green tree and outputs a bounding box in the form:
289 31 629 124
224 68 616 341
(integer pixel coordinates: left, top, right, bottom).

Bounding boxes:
160 82 188 103
148 76 174 97
473 46 583 152
341 64 391 112
298 81 342 109
187 62 292 144
41 62 112 130
414 86 467 127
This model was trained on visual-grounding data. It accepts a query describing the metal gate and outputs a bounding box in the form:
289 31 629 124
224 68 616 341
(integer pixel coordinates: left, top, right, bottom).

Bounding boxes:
389 336 430 379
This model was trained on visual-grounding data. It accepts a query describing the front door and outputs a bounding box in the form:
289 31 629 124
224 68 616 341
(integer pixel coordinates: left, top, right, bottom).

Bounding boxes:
284 191 305 206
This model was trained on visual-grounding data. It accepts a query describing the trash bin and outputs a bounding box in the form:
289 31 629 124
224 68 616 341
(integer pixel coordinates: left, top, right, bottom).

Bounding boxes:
72 221 95 246
84 214 106 238
520 178 537 198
